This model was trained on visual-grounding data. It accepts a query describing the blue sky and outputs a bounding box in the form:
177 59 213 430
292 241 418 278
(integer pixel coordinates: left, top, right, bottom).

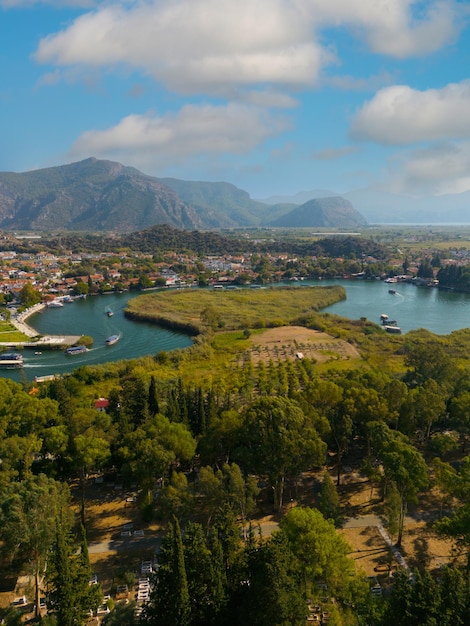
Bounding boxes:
1 0 470 200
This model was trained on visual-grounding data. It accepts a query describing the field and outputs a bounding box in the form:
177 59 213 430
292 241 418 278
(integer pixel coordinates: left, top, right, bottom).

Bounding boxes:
246 325 360 365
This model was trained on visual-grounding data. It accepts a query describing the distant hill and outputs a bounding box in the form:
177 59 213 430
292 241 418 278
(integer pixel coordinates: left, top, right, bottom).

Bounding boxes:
158 178 270 227
0 158 204 232
268 196 367 228
259 189 337 205
0 158 368 232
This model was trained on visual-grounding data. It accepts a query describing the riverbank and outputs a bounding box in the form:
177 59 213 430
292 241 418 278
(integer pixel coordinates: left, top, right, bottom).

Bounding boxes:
12 302 46 337
2 303 82 349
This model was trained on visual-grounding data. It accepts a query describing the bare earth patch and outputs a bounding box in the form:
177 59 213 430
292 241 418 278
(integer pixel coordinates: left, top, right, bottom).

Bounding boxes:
248 326 360 365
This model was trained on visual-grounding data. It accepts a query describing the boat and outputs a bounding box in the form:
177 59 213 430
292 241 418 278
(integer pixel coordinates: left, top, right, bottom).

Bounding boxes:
382 319 397 325
1 352 23 360
65 345 88 356
380 313 389 322
105 334 119 346
105 307 113 317
47 300 64 308
0 352 24 368
384 325 402 334
388 289 397 294
34 351 42 355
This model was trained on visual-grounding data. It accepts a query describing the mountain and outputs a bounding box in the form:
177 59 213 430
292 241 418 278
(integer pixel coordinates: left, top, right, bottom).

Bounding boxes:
157 178 269 227
0 158 204 232
268 196 367 228
0 158 368 232
258 189 337 205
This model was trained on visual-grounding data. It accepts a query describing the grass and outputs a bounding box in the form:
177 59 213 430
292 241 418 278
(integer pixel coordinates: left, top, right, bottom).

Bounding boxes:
125 285 346 334
0 320 30 342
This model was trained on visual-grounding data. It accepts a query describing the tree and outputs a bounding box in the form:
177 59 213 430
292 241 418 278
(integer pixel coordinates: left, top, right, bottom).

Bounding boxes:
0 475 71 618
229 533 306 626
380 436 429 547
73 280 89 296
183 522 225 625
48 522 101 625
237 397 326 511
143 518 190 626
317 472 341 526
18 281 41 308
279 507 355 595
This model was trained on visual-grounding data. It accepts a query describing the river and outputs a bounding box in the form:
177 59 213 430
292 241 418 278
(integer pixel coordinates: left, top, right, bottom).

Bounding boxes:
2 280 470 383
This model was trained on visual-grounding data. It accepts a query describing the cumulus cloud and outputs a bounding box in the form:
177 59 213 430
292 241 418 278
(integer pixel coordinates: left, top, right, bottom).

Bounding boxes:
314 0 461 58
350 81 470 145
388 142 470 194
33 0 464 96
68 102 290 167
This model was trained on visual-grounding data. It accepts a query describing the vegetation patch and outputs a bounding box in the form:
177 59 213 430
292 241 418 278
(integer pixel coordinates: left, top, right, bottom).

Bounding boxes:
125 285 346 334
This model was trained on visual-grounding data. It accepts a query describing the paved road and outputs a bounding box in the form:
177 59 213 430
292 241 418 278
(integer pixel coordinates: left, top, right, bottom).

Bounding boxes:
88 535 161 554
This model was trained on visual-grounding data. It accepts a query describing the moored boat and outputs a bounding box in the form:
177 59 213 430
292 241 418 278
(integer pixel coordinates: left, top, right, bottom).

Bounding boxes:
384 325 402 334
105 334 119 346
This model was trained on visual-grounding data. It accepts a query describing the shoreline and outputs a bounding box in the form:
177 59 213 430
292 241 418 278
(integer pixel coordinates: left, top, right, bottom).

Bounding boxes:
11 302 46 337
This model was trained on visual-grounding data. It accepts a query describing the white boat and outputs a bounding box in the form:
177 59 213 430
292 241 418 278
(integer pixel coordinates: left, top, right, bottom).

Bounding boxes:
105 334 119 346
47 300 64 308
384 325 402 334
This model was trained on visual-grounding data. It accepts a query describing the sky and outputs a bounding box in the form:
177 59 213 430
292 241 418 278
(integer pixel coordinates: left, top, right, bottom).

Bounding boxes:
1 0 470 200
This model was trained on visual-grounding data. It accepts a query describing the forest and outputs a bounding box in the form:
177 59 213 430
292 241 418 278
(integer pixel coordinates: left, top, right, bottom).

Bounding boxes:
1 237 470 625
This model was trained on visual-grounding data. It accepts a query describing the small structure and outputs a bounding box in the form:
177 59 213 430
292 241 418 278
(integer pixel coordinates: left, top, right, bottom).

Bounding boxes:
95 398 109 411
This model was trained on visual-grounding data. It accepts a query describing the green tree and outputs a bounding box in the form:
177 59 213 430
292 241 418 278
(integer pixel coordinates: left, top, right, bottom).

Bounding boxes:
73 280 89 296
279 507 355 595
237 397 326 511
0 475 71 618
317 472 341 526
144 518 191 626
381 436 429 547
18 281 41 308
229 533 306 626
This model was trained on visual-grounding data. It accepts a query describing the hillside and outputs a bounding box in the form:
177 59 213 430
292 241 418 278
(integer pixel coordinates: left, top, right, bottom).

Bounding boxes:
0 158 366 232
268 196 367 228
0 158 203 232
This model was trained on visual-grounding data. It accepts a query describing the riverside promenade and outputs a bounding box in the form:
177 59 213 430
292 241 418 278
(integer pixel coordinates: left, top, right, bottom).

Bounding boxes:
2 302 82 348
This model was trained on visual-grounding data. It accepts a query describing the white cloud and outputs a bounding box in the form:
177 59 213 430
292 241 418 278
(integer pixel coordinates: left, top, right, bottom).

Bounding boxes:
350 81 470 145
35 1 327 95
34 1 464 96
68 102 290 167
313 0 461 58
385 142 470 194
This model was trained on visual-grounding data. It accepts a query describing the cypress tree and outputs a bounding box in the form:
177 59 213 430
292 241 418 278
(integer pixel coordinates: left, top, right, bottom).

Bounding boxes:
144 519 190 626
148 375 160 416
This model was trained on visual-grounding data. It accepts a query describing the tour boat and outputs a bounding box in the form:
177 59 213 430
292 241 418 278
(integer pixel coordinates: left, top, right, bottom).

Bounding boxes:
65 345 88 356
